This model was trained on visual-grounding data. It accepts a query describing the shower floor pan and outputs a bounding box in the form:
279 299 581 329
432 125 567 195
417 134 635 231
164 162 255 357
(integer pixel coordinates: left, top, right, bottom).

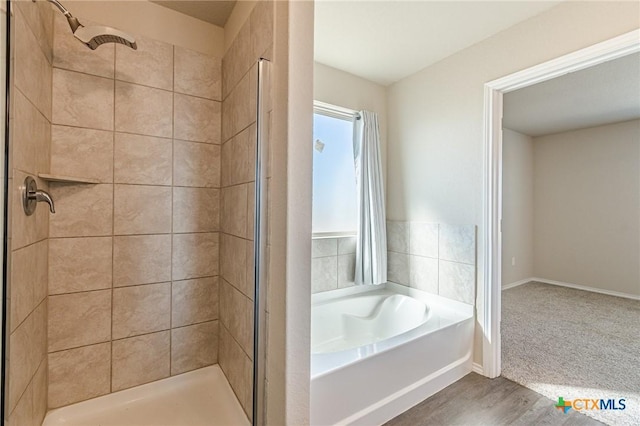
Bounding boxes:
42 365 249 426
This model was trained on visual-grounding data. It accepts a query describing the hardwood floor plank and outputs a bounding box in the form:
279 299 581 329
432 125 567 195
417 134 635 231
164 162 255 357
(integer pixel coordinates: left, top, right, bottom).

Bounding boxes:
385 373 603 426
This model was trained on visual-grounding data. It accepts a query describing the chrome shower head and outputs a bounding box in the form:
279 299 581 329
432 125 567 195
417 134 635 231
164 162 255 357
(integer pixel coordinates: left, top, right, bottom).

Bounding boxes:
45 0 137 50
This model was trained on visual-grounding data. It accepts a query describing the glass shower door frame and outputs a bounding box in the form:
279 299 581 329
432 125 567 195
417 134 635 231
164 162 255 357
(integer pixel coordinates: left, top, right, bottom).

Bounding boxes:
252 57 270 426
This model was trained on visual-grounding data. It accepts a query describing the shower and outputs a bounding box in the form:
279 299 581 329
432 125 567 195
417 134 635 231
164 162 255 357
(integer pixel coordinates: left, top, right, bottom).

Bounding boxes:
45 0 137 50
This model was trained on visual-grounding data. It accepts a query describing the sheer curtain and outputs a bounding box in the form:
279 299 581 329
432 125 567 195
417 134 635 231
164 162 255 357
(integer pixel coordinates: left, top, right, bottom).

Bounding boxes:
353 110 387 285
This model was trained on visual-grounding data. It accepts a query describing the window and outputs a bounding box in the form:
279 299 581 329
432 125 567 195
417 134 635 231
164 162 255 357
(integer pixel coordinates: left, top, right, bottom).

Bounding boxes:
312 103 358 235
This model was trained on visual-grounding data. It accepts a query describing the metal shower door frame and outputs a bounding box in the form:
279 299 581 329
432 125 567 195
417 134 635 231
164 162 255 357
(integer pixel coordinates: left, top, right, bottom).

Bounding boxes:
252 57 270 426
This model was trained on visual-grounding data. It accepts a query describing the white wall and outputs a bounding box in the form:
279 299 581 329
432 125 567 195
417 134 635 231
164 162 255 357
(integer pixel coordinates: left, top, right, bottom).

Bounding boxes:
502 129 534 286
65 1 225 57
314 62 388 195
386 0 640 364
533 120 640 296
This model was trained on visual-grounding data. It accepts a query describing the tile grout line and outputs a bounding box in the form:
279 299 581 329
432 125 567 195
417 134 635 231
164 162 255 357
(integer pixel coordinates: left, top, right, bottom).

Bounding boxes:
46 318 219 356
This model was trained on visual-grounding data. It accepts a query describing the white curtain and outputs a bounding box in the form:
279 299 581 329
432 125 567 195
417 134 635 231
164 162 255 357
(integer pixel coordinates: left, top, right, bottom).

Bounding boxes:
353 110 387 285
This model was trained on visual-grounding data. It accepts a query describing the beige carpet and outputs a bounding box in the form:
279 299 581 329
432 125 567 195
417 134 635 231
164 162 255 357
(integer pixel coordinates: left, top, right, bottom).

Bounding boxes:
502 282 640 426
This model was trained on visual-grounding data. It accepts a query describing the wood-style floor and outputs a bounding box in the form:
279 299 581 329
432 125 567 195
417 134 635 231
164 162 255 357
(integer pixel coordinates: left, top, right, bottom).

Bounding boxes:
385 373 602 426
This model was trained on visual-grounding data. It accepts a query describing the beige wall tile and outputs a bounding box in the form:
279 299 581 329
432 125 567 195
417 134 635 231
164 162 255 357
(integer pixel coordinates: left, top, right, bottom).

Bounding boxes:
312 238 337 258
112 331 170 391
112 283 171 339
171 321 218 375
410 255 438 294
388 251 410 286
115 81 172 137
10 244 37 332
439 224 476 265
338 254 356 289
8 377 33 426
244 240 255 300
9 241 48 332
174 93 221 144
34 239 49 308
172 277 219 328
438 260 475 304
49 237 112 294
14 10 52 121
219 324 252 417
338 236 357 255
14 0 53 63
113 234 172 287
114 185 171 235
8 302 47 413
49 183 113 237
48 290 111 352
116 35 173 90
221 65 256 142
11 172 38 249
221 184 247 238
222 20 251 100
114 133 172 185
32 358 48 425
51 125 113 183
172 232 219 280
250 0 274 60
221 123 256 186
219 279 253 357
13 89 49 175
173 140 220 188
173 187 219 233
52 68 113 130
53 13 114 78
409 222 439 259
174 46 221 101
246 183 255 241
311 256 338 293
220 233 246 295
48 342 111 408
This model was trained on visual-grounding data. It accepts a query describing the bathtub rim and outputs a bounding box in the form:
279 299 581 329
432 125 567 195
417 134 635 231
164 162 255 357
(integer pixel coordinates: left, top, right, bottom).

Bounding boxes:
311 282 474 379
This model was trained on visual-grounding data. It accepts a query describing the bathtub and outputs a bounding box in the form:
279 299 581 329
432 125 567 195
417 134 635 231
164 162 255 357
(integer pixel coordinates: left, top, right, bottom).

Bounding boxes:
310 282 474 425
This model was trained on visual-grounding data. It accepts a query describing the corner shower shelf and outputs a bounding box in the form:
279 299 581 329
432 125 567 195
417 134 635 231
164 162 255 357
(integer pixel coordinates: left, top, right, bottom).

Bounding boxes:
38 173 101 184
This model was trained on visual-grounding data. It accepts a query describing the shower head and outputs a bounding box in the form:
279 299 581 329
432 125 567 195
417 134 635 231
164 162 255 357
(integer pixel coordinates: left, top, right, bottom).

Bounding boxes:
45 0 137 50
73 25 138 50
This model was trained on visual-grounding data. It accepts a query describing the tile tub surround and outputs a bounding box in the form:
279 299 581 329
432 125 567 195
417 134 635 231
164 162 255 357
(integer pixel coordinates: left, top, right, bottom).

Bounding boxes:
311 236 357 293
387 221 477 304
46 14 222 409
219 0 273 418
7 2 54 425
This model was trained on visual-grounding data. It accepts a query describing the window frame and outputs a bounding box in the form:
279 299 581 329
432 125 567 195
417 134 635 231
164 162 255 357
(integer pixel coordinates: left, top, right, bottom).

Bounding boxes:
312 101 360 238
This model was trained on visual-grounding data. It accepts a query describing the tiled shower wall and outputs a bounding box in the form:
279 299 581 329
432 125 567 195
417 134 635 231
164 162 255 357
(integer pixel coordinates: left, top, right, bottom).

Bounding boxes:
311 236 357 293
45 13 221 408
387 221 477 304
219 0 273 417
7 2 53 425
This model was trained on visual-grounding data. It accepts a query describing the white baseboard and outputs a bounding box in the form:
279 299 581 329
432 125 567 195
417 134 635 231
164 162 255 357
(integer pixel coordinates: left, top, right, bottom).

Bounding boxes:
501 278 535 290
532 277 640 301
502 276 639 300
472 362 484 375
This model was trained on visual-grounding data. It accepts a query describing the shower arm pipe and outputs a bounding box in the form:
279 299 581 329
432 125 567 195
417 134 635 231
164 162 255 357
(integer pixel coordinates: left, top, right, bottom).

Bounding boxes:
43 0 82 32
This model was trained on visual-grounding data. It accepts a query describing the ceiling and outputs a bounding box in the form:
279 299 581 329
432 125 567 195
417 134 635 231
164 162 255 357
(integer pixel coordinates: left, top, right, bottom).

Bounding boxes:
504 53 640 137
315 1 561 86
151 0 236 27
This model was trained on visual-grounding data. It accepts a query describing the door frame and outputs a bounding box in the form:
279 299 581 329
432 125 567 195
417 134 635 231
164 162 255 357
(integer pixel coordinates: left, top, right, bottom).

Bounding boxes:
480 29 640 378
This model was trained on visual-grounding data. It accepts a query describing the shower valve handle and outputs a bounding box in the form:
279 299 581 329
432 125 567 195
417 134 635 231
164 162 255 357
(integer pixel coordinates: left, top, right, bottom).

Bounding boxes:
22 176 56 215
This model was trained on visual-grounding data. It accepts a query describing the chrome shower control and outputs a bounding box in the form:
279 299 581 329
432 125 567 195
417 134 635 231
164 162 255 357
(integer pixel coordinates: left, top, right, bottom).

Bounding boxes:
22 176 55 216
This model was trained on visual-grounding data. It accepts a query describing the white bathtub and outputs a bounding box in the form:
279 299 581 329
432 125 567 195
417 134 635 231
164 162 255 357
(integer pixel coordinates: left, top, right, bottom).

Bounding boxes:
310 282 474 425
